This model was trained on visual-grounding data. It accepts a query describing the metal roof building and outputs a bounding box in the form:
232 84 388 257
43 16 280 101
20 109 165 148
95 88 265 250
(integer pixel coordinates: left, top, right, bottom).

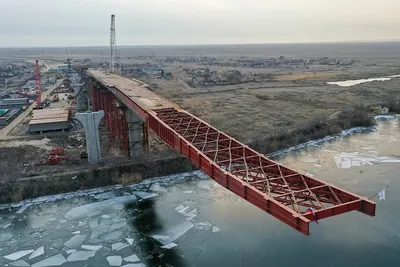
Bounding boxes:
29 108 70 133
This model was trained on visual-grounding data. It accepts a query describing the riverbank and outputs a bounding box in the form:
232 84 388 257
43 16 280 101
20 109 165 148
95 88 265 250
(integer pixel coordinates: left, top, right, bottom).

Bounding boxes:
249 105 376 154
0 156 194 204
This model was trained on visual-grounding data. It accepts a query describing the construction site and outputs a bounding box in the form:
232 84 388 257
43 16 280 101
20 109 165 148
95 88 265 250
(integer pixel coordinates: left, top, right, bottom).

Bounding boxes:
0 1 400 264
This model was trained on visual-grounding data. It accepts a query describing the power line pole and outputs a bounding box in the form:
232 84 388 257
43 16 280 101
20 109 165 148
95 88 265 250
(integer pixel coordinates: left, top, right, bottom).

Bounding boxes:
110 14 117 73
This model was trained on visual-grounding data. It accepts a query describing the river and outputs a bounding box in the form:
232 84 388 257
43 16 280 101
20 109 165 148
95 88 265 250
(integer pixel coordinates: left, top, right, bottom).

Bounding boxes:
0 117 399 267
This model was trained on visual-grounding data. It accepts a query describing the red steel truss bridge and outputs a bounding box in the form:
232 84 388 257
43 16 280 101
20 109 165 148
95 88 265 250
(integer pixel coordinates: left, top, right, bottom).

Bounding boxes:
87 70 376 235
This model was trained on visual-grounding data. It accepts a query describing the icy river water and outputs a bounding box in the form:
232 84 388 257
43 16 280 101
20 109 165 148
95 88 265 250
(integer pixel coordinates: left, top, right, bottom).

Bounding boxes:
1 117 400 267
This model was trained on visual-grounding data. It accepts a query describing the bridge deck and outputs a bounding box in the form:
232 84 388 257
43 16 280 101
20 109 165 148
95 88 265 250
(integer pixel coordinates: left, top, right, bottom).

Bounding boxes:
89 70 376 235
88 70 175 111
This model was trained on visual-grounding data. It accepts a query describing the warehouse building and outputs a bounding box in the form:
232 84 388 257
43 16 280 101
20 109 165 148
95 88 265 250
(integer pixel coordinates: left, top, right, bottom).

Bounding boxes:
29 108 70 133
0 109 20 126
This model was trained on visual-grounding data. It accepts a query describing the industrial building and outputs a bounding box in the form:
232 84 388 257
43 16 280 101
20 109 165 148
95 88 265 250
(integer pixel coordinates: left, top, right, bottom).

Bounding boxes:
29 108 70 133
0 98 29 109
0 108 20 126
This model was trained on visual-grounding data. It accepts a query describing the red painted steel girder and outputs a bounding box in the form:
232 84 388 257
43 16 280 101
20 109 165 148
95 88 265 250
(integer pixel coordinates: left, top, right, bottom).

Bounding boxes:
148 108 376 235
90 78 376 235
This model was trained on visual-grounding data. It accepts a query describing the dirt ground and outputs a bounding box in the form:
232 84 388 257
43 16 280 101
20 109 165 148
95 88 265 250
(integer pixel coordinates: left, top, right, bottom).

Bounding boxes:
2 43 400 179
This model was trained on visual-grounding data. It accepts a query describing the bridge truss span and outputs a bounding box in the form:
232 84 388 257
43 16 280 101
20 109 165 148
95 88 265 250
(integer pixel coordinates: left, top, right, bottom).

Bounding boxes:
87 70 376 235
149 108 376 235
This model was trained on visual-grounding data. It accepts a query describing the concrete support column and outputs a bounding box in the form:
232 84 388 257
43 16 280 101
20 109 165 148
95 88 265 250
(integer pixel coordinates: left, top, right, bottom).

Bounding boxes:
76 111 104 164
126 109 144 158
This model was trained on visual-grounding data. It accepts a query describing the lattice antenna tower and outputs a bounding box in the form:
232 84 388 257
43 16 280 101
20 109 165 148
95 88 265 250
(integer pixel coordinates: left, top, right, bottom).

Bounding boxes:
34 60 42 107
110 14 117 73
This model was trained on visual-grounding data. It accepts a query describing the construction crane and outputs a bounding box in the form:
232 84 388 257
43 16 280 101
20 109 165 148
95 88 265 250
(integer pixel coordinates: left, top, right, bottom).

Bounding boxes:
34 60 42 107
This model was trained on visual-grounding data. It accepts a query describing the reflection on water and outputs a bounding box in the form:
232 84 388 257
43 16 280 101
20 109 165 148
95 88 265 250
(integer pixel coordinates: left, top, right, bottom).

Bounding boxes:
327 74 400 87
0 119 399 267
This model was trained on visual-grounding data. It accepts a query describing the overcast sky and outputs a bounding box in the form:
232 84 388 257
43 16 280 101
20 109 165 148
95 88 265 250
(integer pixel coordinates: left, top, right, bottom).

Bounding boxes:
1 0 400 47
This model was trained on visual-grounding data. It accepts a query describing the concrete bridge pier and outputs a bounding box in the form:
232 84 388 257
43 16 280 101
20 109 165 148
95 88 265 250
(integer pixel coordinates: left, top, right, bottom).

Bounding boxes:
125 109 148 158
76 111 104 164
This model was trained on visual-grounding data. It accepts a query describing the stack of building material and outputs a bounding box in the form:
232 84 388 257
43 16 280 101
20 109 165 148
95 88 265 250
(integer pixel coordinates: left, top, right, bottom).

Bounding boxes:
29 108 70 133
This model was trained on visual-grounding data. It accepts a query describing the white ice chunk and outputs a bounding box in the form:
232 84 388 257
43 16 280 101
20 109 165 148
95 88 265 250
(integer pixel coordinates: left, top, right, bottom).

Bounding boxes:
78 221 87 227
109 221 126 232
174 205 184 211
29 215 53 229
64 235 87 249
81 245 102 251
91 224 110 239
107 256 122 266
94 191 117 200
58 219 67 224
29 246 45 260
183 190 193 194
65 195 137 220
16 204 31 214
126 238 134 245
160 243 178 249
195 222 213 231
65 250 76 254
122 264 146 267
212 226 220 232
67 251 96 262
197 181 212 190
101 214 111 219
134 191 158 200
72 231 80 234
10 260 29 267
2 223 12 229
31 254 66 267
112 243 129 251
177 206 190 214
123 254 140 262
151 220 194 245
150 184 167 193
89 220 99 229
102 230 124 241
4 250 34 261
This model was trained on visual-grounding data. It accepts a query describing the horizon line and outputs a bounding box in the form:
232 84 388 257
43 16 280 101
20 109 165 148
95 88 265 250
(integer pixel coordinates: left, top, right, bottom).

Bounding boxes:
2 39 400 49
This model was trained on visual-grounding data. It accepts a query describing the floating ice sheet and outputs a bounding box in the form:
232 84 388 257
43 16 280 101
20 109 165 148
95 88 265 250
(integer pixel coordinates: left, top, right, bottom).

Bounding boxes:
107 256 122 266
10 260 29 267
103 230 124 241
94 191 117 200
109 221 126 232
151 220 194 245
134 191 158 200
4 250 34 261
212 226 220 233
65 195 137 220
65 249 76 254
122 264 146 267
197 181 212 190
67 251 96 262
150 184 167 193
126 238 134 245
160 243 178 249
81 245 102 251
31 254 66 267
29 215 53 229
64 235 87 249
183 190 193 194
112 243 129 251
16 204 31 214
123 254 140 262
29 246 45 260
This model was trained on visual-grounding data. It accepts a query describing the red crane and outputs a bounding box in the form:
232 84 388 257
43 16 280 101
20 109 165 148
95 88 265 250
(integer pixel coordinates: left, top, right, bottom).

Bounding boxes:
35 60 42 107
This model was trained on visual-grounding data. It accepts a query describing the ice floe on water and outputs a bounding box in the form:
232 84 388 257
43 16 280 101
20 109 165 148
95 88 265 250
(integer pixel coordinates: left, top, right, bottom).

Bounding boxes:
65 195 137 220
333 152 400 169
4 250 34 261
107 255 123 266
9 260 29 267
31 254 66 267
151 220 194 245
29 246 44 260
160 243 178 249
81 245 102 251
67 251 96 262
124 254 140 262
64 235 87 249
